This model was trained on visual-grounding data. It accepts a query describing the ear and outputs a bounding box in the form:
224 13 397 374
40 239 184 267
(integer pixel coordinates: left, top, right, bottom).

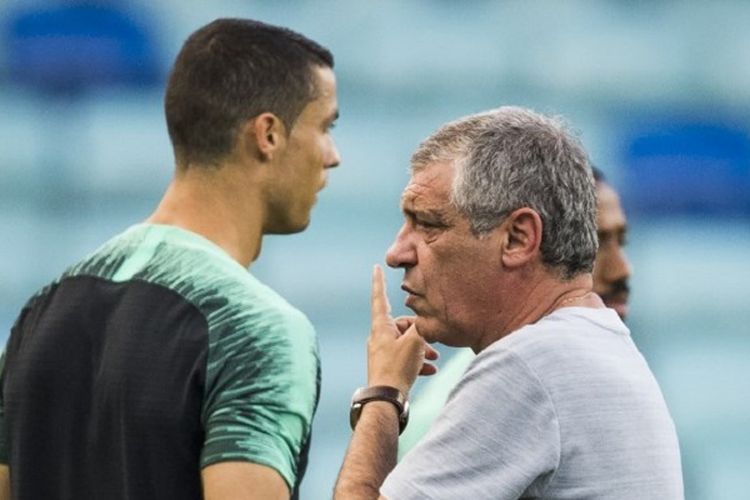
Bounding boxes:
499 207 543 269
244 112 287 161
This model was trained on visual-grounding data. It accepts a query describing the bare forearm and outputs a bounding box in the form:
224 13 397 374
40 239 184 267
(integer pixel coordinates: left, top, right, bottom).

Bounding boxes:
336 266 433 499
334 401 399 500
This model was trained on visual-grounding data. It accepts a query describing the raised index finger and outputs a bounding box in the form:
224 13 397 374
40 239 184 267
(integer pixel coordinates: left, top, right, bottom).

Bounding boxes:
371 264 392 323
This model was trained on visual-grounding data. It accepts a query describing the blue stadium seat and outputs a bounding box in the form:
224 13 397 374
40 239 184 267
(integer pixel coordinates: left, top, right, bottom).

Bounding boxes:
623 120 750 216
4 3 160 94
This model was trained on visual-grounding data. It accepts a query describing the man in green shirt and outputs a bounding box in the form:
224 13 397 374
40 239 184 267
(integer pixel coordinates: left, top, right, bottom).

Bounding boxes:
0 18 339 500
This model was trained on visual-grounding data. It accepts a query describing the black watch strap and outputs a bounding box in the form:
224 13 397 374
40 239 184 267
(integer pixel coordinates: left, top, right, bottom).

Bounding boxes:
349 385 410 435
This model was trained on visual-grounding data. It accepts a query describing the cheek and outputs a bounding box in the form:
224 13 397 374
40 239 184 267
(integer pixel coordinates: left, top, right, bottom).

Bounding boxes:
436 272 472 313
429 251 473 311
308 140 327 172
310 135 325 156
593 247 611 271
592 251 611 289
435 243 496 311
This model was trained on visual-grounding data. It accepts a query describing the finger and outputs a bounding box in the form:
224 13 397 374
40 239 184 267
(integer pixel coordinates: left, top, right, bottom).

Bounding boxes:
419 363 438 376
394 315 415 334
371 265 392 322
424 343 440 361
400 321 438 361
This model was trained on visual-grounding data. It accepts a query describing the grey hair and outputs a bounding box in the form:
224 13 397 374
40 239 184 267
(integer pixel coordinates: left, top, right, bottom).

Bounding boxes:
411 106 598 279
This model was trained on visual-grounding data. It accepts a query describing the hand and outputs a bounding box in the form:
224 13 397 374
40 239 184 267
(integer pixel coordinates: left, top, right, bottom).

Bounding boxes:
394 315 415 335
394 315 438 377
367 266 438 395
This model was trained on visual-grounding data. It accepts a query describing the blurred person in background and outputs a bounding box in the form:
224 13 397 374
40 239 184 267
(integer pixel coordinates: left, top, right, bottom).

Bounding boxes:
398 165 633 457
591 167 631 319
0 18 339 500
334 107 681 499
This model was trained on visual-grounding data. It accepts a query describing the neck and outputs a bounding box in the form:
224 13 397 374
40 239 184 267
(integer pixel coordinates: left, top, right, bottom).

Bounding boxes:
474 268 603 352
146 163 265 268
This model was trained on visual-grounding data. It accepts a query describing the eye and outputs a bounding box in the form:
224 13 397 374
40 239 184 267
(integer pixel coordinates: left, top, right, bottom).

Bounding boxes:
402 209 445 234
415 218 441 230
618 231 628 246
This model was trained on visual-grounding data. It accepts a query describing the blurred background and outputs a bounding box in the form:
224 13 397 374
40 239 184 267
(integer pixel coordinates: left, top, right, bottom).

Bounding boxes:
0 0 748 498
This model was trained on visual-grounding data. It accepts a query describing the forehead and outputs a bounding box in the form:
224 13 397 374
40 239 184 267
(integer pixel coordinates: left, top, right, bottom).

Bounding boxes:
401 162 455 209
596 183 627 229
294 66 338 123
312 65 337 101
309 66 337 111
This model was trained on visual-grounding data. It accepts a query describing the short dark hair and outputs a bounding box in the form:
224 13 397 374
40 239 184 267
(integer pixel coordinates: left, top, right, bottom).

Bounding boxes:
591 165 605 183
164 18 334 167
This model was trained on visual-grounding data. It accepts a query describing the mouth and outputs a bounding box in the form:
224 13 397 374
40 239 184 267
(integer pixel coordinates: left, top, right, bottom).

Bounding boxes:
401 283 422 308
600 292 629 319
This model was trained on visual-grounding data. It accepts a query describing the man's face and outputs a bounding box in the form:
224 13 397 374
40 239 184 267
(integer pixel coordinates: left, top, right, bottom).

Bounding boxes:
385 162 504 348
267 65 340 233
593 182 631 319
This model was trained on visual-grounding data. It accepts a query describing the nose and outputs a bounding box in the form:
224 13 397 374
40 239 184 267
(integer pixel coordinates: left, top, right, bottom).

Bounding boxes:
325 138 341 169
616 246 632 281
385 223 417 269
603 243 632 283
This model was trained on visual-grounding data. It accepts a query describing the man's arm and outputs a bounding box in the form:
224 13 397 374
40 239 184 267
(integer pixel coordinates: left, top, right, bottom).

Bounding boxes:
0 464 9 500
200 297 319 499
334 266 436 500
202 462 289 500
334 401 399 499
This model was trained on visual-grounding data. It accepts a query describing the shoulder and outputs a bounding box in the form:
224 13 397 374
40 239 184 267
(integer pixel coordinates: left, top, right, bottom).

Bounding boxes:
155 248 320 376
483 307 631 372
66 224 319 365
386 345 561 499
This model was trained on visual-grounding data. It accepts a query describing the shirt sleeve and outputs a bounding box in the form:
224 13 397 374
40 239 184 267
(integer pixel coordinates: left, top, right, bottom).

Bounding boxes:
382 347 561 500
398 348 475 459
199 304 319 490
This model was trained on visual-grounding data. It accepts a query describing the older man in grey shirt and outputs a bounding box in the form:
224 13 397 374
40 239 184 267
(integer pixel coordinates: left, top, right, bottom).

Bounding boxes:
383 306 681 498
335 107 682 499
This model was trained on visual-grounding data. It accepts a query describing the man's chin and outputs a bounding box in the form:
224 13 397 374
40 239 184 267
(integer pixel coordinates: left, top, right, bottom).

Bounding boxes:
265 215 311 235
413 316 456 346
412 316 436 341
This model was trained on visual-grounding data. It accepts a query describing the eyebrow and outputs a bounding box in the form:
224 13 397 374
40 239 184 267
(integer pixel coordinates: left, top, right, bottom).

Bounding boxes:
601 223 628 232
402 205 447 220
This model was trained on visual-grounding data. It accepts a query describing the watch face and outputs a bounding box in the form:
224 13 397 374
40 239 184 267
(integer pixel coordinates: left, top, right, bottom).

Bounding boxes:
399 400 410 433
349 402 363 430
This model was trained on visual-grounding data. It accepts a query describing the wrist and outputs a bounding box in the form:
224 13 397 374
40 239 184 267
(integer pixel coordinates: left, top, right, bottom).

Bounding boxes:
367 377 411 397
349 385 410 435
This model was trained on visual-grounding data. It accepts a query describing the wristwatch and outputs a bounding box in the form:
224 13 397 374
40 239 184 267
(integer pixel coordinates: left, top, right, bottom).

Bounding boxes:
349 385 410 435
